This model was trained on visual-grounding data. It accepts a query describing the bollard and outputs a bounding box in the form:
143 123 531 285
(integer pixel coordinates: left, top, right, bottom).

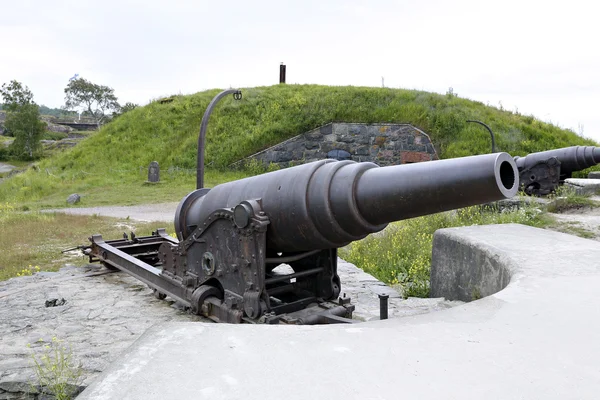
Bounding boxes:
378 294 389 320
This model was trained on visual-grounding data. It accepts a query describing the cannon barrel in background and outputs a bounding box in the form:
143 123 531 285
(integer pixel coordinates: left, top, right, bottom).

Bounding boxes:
176 152 519 253
514 146 600 178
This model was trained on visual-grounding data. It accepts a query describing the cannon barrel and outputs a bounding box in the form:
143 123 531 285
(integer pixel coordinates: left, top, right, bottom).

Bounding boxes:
175 152 518 252
514 146 600 177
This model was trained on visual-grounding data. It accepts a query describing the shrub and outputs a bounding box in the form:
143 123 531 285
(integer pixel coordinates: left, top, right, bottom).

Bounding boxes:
29 337 82 400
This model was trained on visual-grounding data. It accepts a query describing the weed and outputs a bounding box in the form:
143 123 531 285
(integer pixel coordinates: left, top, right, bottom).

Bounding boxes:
546 186 599 213
16 264 40 277
550 220 597 239
29 337 82 400
0 210 172 281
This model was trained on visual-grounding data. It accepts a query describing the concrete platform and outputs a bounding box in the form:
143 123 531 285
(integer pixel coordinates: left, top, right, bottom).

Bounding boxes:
79 224 600 400
565 178 600 195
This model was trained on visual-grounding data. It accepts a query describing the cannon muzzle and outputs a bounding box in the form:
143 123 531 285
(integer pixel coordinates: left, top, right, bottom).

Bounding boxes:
176 152 518 252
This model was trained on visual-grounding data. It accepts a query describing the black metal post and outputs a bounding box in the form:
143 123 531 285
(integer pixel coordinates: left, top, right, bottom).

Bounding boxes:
196 89 242 189
279 63 286 84
378 294 389 320
466 120 496 153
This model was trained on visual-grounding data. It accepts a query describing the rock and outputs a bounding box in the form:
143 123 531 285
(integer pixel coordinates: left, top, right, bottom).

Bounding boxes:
232 123 439 170
0 381 39 400
46 122 74 134
66 194 80 205
44 298 66 308
0 164 16 175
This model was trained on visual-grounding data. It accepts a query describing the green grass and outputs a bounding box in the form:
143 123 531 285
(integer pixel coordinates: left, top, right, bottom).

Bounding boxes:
42 131 69 141
339 202 552 297
0 203 172 281
551 222 596 239
0 84 596 207
0 168 251 209
545 186 600 213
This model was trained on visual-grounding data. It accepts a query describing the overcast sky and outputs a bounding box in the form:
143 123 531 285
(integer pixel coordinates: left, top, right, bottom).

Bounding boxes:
1 0 598 141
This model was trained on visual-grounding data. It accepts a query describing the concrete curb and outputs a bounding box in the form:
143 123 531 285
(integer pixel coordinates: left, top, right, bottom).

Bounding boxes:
565 178 600 195
79 224 600 400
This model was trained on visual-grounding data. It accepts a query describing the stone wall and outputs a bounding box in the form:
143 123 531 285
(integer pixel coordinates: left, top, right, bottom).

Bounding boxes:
235 123 438 168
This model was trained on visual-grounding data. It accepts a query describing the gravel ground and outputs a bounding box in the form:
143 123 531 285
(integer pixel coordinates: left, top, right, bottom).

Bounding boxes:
44 202 179 223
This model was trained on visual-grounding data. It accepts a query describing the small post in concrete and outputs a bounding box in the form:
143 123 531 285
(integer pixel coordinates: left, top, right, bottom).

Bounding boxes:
378 294 389 320
148 161 160 183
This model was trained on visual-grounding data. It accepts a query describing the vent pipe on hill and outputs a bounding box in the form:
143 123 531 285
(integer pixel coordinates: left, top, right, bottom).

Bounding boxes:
279 63 286 84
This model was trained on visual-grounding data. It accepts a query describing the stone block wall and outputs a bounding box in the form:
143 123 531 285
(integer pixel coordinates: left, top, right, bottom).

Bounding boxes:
235 123 438 168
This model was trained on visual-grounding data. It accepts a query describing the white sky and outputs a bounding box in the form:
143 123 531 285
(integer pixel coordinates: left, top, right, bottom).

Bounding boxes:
1 0 598 140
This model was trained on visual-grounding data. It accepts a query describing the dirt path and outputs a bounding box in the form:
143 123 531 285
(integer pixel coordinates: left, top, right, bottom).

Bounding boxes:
45 202 179 223
545 196 600 241
47 196 600 241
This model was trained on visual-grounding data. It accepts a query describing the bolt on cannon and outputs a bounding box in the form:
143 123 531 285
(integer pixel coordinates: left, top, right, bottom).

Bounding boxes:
82 90 520 324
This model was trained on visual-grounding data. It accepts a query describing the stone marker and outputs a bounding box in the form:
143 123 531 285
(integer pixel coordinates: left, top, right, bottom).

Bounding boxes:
148 161 160 183
66 193 81 204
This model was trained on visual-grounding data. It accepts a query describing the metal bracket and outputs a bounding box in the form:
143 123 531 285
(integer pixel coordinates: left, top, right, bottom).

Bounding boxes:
196 89 242 189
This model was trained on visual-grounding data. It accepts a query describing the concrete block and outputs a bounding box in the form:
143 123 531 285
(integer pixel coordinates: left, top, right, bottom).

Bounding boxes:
588 171 600 179
565 178 600 195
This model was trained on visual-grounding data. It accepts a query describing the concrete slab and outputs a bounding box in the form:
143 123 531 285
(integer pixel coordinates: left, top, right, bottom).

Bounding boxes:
79 224 600 400
588 171 600 179
565 178 600 195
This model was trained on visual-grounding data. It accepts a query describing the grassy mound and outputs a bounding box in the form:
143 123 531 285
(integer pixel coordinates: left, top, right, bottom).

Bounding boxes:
1 84 596 207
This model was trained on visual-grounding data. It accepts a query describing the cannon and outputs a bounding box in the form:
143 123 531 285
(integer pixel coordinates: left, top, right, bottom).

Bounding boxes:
83 90 519 324
514 146 600 195
85 152 518 324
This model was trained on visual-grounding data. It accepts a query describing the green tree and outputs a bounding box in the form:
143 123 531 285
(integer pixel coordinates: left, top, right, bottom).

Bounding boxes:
63 78 120 127
0 80 46 160
112 102 138 119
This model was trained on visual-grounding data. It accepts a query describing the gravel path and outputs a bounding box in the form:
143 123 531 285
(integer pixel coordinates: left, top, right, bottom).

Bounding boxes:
547 196 600 241
45 202 179 223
